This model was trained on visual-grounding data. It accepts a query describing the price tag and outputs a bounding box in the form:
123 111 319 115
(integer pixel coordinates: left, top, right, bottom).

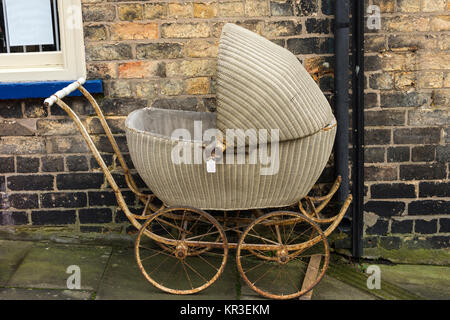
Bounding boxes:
206 158 216 173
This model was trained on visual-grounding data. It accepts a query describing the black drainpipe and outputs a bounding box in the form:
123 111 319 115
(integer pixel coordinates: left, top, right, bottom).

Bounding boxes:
351 0 365 258
334 2 350 207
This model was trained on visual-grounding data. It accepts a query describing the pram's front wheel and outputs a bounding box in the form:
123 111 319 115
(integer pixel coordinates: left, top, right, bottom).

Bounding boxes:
135 207 228 295
236 211 329 300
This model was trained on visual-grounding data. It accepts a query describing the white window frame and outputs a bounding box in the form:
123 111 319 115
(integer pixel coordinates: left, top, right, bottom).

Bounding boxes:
0 0 86 82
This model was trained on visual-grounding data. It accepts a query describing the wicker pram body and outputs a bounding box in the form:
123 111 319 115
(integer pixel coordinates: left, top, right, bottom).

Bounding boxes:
125 23 336 210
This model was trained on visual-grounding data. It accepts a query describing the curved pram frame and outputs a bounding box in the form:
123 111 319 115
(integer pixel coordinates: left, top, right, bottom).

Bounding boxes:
44 79 352 300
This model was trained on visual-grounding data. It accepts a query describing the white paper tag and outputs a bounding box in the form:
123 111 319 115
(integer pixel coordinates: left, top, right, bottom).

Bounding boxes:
206 158 216 173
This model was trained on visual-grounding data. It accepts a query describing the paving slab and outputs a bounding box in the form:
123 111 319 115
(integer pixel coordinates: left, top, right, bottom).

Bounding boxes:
7 243 111 290
311 275 377 300
0 240 34 286
239 269 377 300
96 247 238 300
377 264 450 300
0 288 93 300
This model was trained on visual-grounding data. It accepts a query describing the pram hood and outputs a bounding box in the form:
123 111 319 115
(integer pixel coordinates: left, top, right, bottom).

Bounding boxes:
216 23 335 143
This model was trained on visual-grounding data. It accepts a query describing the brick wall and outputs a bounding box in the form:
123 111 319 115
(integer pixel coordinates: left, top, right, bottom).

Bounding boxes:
0 0 336 234
363 0 450 250
0 0 448 251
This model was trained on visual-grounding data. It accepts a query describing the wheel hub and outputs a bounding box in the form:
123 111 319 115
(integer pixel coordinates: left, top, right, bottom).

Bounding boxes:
175 243 188 260
277 248 289 264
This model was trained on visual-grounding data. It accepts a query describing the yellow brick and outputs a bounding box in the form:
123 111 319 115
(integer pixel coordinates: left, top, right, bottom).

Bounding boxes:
417 71 444 88
245 0 269 17
184 40 218 57
194 3 217 18
185 77 210 95
394 72 416 89
110 23 158 40
168 2 193 18
397 0 420 12
118 61 162 79
422 0 447 12
144 3 167 19
219 2 244 17
166 60 216 77
161 23 210 38
431 16 450 32
385 16 430 32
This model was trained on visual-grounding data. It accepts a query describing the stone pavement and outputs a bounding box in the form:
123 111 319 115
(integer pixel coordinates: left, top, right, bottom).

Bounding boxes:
0 240 449 300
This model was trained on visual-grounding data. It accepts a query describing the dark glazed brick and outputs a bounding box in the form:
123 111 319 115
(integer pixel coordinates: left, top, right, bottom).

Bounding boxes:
400 164 446 180
152 97 198 111
365 129 391 145
393 128 440 145
429 236 450 249
41 156 65 172
387 146 410 162
0 157 15 173
287 37 333 54
409 200 450 215
40 192 87 208
365 201 405 217
8 194 39 209
364 55 382 71
7 175 54 191
415 220 438 234
366 219 388 236
16 157 40 173
305 18 330 34
371 183 416 199
94 135 128 153
379 237 402 250
381 92 430 108
0 100 22 118
363 236 379 248
436 145 450 163
0 211 28 225
79 208 113 224
419 182 450 198
365 147 385 163
391 220 413 234
66 156 89 172
364 110 405 127
88 190 135 206
90 154 114 170
364 166 397 181
295 0 318 15
0 176 5 192
31 210 76 225
101 98 147 116
57 173 104 190
364 93 378 109
440 219 450 233
321 0 334 15
411 145 435 162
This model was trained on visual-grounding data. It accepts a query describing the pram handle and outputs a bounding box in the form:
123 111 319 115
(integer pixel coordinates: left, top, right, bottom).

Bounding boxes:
44 78 86 107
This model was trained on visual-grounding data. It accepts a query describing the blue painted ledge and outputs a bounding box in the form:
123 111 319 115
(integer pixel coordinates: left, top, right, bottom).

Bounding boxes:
0 80 103 100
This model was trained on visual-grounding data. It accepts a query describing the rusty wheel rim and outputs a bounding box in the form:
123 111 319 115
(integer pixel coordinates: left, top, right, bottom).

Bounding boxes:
135 207 228 295
236 211 329 300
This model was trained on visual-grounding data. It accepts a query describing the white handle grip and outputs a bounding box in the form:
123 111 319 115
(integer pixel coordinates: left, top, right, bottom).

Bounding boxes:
44 78 86 107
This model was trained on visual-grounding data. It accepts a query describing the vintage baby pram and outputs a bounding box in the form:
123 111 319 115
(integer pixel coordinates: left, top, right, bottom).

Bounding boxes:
44 24 352 300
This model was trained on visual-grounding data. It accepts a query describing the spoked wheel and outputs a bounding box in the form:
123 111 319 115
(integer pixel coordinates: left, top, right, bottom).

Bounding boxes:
236 211 329 300
135 207 228 295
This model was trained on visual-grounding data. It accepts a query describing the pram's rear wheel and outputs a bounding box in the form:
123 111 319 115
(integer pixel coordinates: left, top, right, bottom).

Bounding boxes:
236 211 329 300
135 207 228 295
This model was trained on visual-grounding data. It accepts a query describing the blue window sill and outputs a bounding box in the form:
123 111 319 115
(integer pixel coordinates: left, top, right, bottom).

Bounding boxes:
0 80 103 100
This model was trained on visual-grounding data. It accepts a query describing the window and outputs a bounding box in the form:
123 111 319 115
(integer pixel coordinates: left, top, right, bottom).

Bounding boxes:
0 0 86 82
